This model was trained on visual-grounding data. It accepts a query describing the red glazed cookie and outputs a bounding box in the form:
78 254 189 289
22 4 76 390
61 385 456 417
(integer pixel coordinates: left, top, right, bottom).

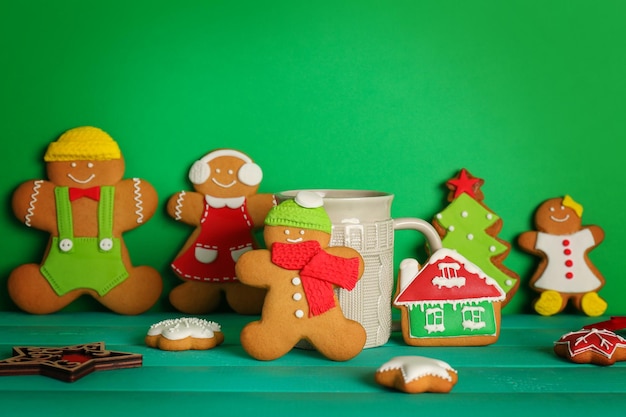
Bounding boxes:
375 356 458 394
235 191 366 361
8 127 162 315
554 328 626 366
518 195 606 316
167 149 276 315
145 317 224 351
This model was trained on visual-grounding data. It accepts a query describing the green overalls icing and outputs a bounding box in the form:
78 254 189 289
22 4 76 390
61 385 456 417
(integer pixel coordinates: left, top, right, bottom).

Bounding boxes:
41 186 129 296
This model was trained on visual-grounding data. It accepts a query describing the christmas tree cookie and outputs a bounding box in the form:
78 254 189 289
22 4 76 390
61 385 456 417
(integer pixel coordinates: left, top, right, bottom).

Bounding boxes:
431 169 519 305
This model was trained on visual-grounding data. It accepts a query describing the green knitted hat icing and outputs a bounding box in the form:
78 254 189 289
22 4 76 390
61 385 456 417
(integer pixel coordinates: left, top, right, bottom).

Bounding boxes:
265 192 332 234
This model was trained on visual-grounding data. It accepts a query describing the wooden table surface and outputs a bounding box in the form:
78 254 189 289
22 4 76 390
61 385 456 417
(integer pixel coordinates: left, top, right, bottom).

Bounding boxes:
0 312 624 416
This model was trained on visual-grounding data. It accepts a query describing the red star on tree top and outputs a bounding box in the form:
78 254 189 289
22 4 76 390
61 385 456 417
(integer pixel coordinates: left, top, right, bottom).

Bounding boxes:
446 168 485 201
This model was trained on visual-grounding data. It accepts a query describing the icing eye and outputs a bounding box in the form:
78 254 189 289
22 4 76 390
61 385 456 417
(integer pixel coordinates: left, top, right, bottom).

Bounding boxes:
299 230 305 235
87 162 94 168
550 207 555 212
284 230 290 235
216 168 221 174
228 169 234 175
71 162 77 168
560 206 565 210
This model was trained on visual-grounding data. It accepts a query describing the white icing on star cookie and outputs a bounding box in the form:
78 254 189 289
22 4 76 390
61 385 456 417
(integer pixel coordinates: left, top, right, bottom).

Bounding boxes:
378 356 456 382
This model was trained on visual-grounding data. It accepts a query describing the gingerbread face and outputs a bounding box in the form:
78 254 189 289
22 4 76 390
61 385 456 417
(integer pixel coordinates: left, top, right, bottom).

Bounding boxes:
190 153 262 199
264 225 331 247
46 159 125 187
534 197 582 234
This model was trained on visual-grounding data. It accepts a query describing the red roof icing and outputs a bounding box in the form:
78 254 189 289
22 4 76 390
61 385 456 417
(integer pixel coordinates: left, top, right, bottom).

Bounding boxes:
395 249 505 305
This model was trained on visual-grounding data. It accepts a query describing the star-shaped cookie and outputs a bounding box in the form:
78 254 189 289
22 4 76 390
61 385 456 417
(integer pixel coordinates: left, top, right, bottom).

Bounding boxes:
0 341 142 382
375 356 458 393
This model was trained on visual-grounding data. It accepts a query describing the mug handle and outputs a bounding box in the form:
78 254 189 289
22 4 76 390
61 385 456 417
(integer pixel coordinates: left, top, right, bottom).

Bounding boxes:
393 217 443 253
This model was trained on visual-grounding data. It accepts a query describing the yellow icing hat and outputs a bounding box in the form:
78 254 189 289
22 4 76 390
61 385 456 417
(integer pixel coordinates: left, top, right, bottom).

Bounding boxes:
44 126 122 162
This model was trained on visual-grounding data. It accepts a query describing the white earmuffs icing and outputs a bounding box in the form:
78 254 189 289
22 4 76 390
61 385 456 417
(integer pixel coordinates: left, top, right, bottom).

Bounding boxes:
188 149 262 186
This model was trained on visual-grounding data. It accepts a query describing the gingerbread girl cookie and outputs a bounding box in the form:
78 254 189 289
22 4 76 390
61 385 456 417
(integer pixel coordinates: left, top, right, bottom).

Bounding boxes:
167 149 276 315
235 191 366 361
518 195 606 316
8 126 162 314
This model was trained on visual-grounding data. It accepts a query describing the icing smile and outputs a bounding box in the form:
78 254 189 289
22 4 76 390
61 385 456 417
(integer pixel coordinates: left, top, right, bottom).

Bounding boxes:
211 178 236 188
67 173 95 184
287 237 303 243
550 214 570 223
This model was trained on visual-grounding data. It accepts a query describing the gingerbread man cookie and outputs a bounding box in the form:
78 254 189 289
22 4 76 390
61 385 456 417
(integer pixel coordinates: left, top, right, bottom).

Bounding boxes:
235 191 366 361
167 149 276 315
518 195 606 316
8 126 162 314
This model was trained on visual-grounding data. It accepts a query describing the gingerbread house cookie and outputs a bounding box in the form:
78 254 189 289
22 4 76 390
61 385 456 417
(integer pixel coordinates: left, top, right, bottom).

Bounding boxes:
394 248 505 346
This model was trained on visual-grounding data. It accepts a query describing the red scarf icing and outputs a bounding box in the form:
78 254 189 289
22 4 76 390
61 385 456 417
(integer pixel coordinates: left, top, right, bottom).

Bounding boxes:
271 240 360 317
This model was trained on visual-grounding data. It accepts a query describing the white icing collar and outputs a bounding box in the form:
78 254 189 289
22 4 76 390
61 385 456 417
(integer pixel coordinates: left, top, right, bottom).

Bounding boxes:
205 195 245 209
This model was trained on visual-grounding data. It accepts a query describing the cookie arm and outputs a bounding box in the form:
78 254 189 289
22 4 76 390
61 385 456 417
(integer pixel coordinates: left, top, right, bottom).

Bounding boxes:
324 247 365 277
114 178 159 231
11 180 57 232
587 225 605 246
517 231 539 254
166 191 205 226
235 249 276 287
246 193 277 227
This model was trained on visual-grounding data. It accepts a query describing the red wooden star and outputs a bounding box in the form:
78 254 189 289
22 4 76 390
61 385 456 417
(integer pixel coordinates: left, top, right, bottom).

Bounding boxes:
446 168 484 201
0 342 142 382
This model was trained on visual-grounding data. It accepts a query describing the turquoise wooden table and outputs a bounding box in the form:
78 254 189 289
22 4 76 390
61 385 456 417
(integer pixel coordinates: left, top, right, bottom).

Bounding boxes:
0 312 624 416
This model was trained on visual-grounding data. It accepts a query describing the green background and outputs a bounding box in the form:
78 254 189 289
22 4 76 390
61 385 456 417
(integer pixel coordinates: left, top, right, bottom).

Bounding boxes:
1 0 624 314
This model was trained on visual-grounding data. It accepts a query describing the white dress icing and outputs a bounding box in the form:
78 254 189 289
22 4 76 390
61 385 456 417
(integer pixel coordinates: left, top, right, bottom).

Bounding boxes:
533 229 601 292
147 317 221 340
377 356 456 382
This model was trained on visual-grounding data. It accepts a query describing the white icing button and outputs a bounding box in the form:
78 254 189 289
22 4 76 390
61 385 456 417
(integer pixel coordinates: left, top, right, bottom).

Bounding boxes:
448 225 455 232
59 238 73 252
292 277 301 286
486 213 493 220
467 233 474 240
293 292 302 301
461 211 468 218
99 238 113 251
295 309 304 318
489 245 497 252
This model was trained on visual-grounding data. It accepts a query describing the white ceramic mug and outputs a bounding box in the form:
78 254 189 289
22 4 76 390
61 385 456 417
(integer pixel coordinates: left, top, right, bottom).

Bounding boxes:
279 190 442 348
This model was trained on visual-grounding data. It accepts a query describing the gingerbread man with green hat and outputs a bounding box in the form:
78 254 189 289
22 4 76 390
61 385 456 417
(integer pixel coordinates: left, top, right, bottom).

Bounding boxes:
236 191 366 361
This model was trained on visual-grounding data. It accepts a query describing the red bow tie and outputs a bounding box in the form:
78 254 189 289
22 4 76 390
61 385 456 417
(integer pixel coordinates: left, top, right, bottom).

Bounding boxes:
69 187 101 202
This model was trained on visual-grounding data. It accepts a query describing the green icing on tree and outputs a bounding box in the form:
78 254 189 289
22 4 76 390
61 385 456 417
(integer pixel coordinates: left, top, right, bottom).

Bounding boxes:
433 169 519 304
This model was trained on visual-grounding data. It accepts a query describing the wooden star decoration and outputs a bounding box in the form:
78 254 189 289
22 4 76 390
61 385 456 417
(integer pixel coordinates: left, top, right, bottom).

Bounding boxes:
446 168 485 201
0 341 142 382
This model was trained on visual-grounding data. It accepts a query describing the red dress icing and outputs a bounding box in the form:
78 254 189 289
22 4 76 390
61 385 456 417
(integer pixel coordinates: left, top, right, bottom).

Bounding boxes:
171 197 255 282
